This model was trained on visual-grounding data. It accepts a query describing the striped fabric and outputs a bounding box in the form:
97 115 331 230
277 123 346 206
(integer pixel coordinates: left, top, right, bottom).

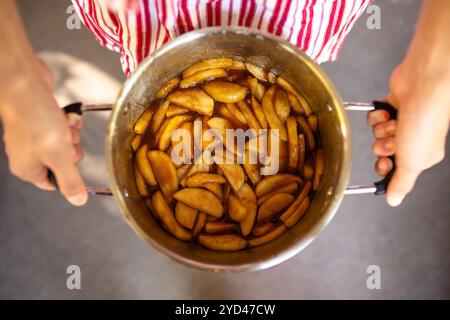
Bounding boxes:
72 0 372 76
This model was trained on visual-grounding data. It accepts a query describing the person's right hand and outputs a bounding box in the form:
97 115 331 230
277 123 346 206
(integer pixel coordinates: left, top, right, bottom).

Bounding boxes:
368 59 450 207
0 59 88 206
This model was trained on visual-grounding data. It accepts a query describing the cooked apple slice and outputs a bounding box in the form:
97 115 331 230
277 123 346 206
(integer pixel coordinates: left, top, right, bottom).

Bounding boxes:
203 182 223 201
260 137 289 175
203 81 248 103
282 196 310 228
296 115 315 151
262 85 287 141
171 121 193 164
255 173 302 198
157 115 192 151
288 92 304 113
228 60 246 70
134 163 148 197
179 163 210 187
155 76 180 100
274 88 290 122
215 163 245 192
225 103 248 126
213 147 236 166
222 183 231 203
198 234 247 251
182 58 234 78
245 62 268 82
251 222 275 237
286 116 298 168
145 198 159 221
185 173 226 187
167 88 214 116
243 149 261 185
247 78 266 101
257 193 295 223
279 154 289 173
297 133 306 171
131 134 142 151
136 144 157 187
276 76 312 115
148 150 179 201
165 105 189 118
257 182 298 205
150 100 170 134
180 68 227 88
207 117 235 130
248 225 286 247
302 163 314 181
204 221 237 234
192 212 207 236
236 100 261 130
175 202 198 229
173 188 223 218
279 181 311 223
237 183 257 236
151 191 192 241
307 114 318 133
217 103 242 128
228 194 247 222
251 96 268 129
133 108 153 134
153 118 170 146
313 149 325 191
243 162 261 185
192 116 210 152
177 164 193 181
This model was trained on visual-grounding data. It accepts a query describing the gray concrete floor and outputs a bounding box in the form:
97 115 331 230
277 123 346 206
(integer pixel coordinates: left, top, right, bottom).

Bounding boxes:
1 0 449 299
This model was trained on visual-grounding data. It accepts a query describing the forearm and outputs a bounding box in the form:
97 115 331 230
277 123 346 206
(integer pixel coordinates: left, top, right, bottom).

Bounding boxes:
0 0 42 109
406 0 450 76
390 0 450 123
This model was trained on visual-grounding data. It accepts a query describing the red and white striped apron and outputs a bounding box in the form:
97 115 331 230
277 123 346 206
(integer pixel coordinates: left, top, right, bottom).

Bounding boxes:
72 0 371 76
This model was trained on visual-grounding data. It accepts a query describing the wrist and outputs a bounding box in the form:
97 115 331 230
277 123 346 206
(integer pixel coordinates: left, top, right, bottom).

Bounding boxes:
0 60 46 122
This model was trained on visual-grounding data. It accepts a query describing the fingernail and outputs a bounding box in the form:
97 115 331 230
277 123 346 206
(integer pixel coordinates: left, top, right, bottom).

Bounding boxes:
388 195 404 207
67 114 82 128
68 193 87 206
67 118 80 128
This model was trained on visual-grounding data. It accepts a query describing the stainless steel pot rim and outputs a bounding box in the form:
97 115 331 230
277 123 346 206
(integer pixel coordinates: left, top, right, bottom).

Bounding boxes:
105 26 352 272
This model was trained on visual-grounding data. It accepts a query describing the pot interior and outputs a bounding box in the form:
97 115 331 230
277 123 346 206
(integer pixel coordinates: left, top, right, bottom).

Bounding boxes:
106 28 351 271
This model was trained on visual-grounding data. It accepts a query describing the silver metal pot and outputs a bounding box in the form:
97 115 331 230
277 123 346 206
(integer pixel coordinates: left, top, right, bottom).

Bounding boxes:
63 27 395 272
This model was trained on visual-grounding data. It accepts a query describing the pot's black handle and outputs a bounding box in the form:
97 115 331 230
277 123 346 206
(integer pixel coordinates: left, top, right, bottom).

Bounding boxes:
372 101 398 195
61 102 83 115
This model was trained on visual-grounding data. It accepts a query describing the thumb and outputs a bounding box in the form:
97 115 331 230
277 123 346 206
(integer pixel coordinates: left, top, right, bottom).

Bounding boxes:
49 157 88 206
386 166 420 207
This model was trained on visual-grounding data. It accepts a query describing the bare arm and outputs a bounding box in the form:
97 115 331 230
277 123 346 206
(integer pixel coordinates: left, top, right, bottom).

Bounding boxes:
0 0 87 206
368 0 450 206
